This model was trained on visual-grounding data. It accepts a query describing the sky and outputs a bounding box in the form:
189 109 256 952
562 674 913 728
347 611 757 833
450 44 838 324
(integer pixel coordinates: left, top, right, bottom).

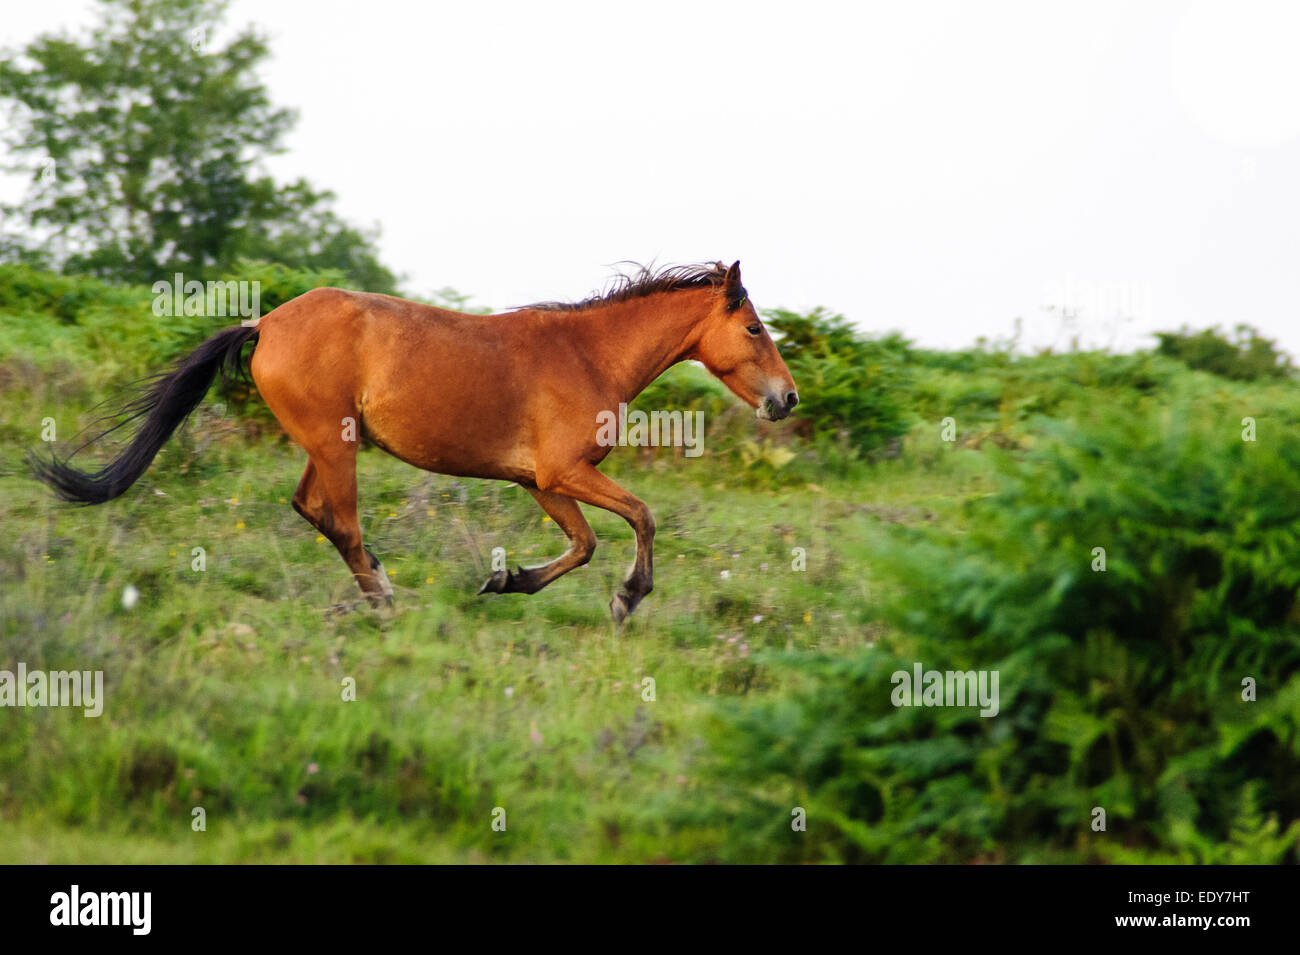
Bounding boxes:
3 0 1299 354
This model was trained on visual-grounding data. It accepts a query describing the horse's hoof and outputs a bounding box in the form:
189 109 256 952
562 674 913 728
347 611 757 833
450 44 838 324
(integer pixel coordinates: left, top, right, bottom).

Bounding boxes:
609 592 632 624
325 599 365 618
477 568 510 595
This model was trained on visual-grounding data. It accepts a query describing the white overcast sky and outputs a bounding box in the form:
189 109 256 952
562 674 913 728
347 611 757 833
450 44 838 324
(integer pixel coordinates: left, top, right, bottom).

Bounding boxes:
3 0 1299 354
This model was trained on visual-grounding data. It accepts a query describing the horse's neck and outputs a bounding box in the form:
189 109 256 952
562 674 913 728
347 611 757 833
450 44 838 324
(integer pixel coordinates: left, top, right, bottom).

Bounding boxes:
564 292 709 401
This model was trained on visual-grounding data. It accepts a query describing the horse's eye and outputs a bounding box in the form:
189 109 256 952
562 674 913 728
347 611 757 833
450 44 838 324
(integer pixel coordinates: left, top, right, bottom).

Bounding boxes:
746 323 762 336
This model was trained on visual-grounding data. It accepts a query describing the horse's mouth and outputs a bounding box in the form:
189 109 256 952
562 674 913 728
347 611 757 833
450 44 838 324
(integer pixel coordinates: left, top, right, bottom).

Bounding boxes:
757 388 799 421
757 400 791 422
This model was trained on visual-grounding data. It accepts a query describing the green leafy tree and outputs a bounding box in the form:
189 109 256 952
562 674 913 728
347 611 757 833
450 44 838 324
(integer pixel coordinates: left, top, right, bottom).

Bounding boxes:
0 0 398 292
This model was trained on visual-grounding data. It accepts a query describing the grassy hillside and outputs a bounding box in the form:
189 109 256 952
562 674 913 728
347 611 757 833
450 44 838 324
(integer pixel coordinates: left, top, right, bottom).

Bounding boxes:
1 264 1297 863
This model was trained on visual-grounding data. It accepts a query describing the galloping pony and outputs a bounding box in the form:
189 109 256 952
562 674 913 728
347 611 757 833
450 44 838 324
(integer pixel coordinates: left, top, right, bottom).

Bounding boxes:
33 261 799 621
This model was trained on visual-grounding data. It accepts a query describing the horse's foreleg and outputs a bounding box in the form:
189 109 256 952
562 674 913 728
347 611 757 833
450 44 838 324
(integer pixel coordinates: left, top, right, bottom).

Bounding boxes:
540 465 655 623
478 487 597 596
292 454 393 606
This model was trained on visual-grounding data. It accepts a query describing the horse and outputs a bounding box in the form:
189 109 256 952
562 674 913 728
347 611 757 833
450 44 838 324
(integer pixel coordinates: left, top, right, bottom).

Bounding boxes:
32 260 799 621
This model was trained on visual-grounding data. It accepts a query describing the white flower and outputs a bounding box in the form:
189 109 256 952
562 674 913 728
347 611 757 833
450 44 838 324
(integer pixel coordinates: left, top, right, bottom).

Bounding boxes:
121 584 140 609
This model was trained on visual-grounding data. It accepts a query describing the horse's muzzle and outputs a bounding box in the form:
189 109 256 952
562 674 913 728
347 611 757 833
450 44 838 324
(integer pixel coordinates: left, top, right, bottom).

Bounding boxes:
757 390 799 421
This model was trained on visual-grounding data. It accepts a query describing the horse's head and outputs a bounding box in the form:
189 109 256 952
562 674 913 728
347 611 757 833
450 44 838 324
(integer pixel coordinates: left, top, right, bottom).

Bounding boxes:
690 261 799 421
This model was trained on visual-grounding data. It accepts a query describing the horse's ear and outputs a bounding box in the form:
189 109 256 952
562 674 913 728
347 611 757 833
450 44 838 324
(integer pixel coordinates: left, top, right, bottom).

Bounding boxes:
724 260 742 290
722 261 746 310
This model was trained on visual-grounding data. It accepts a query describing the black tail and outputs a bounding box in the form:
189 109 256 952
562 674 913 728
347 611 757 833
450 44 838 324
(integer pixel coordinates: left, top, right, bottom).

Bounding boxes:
30 325 260 505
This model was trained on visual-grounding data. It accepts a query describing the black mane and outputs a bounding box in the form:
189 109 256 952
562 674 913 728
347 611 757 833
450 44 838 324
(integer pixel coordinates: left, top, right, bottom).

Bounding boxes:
522 262 746 312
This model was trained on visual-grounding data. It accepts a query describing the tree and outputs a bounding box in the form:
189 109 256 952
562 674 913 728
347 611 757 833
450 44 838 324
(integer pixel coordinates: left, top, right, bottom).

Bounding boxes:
0 0 398 292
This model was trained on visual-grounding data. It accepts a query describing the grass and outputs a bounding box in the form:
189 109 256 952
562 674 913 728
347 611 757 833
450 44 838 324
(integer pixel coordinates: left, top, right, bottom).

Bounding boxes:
5 271 1296 864
0 417 982 863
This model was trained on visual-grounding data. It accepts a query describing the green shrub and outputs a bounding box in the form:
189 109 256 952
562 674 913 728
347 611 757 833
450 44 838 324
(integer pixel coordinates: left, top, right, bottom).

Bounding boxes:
906 349 1176 449
0 264 141 325
219 259 353 314
632 362 731 416
764 307 911 456
0 261 350 373
1156 324 1293 381
703 400 1300 862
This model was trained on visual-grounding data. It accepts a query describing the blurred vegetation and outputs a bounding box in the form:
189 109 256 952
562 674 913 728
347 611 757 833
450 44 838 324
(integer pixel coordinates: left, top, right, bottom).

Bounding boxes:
1 263 1297 863
699 403 1300 862
1155 324 1294 381
765 308 911 463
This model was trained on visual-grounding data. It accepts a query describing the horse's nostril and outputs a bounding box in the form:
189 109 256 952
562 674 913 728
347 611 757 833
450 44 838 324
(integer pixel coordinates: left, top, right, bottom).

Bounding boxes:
785 391 799 409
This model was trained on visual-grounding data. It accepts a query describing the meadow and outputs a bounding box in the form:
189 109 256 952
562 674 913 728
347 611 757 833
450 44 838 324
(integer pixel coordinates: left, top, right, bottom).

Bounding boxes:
1 263 1297 863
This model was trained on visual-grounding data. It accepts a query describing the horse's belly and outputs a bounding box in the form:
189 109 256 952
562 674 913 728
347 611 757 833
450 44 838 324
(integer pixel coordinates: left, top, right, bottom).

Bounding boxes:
361 408 536 484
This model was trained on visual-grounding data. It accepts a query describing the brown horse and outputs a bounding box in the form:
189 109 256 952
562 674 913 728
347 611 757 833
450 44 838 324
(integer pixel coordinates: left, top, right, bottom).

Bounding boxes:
33 261 799 621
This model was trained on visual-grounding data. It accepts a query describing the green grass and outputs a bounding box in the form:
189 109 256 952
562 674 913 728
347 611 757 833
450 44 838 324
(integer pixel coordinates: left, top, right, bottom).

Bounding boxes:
4 266 1297 864
1 421 974 863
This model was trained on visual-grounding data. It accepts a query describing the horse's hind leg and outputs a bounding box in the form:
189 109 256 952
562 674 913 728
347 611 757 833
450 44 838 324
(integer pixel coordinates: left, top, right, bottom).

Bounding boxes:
537 464 655 623
292 454 393 606
478 487 596 596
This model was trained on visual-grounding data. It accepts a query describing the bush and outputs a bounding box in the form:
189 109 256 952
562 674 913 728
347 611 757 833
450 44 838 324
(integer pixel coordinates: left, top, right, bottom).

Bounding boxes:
1156 324 1293 381
0 264 141 325
703 400 1300 862
0 260 350 372
219 259 353 314
631 362 731 417
905 349 1176 451
0 262 357 440
764 307 911 456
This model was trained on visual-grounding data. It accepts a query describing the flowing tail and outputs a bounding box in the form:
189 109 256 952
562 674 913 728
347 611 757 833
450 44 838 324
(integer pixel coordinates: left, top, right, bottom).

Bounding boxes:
30 324 260 505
